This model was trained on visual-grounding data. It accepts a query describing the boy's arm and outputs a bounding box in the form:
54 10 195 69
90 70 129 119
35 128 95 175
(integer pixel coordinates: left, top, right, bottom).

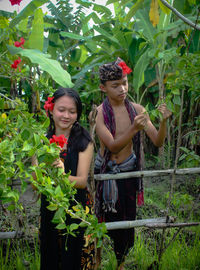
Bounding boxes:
142 103 172 147
95 105 147 153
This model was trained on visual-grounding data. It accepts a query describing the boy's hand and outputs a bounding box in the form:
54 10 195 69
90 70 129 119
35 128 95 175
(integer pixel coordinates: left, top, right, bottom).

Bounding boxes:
158 103 172 120
134 109 148 132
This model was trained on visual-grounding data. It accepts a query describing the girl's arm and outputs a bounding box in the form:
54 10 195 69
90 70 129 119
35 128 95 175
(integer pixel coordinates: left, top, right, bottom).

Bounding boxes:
69 142 93 189
54 142 94 189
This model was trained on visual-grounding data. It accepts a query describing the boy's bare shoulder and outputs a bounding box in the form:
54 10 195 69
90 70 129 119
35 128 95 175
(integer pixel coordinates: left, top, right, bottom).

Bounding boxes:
96 104 103 112
89 104 103 122
131 102 145 114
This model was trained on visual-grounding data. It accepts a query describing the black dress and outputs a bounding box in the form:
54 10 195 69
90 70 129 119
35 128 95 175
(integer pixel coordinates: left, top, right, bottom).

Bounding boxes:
40 143 88 270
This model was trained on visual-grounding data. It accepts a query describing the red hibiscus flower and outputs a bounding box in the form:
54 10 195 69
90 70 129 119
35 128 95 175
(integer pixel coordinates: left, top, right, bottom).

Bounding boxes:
44 97 54 116
9 0 23 6
49 135 68 149
11 57 21 69
118 61 132 75
14 37 25 48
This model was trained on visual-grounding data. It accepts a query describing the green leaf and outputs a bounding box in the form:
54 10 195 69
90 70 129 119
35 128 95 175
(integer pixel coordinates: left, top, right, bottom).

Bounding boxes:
93 25 121 47
9 0 49 28
52 207 65 223
27 8 44 51
133 48 150 96
60 32 92 41
124 0 145 22
135 9 156 43
92 3 112 16
47 204 58 211
21 128 31 141
173 95 181 105
56 223 67 230
55 185 62 196
69 223 79 232
106 0 118 4
16 161 24 172
84 12 102 25
76 0 93 8
158 0 171 14
22 141 32 151
34 133 41 146
18 17 28 33
7 45 73 88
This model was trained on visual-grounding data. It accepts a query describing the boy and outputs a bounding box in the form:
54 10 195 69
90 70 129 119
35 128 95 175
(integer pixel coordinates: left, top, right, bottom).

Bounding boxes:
93 57 171 270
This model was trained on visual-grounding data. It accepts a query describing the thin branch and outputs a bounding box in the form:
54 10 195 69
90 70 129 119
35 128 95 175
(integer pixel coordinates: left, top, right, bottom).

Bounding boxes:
160 0 200 30
182 129 200 138
0 93 18 104
166 88 185 216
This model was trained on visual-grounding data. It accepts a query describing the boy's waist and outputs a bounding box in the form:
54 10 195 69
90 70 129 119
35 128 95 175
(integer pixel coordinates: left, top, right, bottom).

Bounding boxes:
94 152 137 174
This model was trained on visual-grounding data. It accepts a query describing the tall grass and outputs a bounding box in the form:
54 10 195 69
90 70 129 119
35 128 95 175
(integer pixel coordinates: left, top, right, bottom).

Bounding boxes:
0 238 40 270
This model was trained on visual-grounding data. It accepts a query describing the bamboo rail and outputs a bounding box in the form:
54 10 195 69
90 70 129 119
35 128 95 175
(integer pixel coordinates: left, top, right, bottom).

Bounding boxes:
0 231 23 240
94 167 200 181
105 218 200 231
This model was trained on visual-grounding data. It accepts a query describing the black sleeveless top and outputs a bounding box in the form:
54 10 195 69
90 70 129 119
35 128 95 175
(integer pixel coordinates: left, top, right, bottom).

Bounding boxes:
60 146 86 206
40 131 92 270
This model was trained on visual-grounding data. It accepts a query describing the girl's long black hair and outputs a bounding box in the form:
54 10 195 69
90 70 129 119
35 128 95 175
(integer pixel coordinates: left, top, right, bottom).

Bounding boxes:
46 87 92 152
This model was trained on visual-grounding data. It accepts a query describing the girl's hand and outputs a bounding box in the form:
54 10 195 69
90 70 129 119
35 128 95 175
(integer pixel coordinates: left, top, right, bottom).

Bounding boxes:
158 103 172 120
52 159 65 172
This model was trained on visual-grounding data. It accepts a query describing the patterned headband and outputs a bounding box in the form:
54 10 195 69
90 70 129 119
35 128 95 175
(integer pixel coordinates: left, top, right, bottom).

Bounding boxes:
99 57 132 82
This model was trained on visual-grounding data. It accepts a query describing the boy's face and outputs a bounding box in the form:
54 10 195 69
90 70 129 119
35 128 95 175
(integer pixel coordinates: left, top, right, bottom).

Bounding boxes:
100 75 128 102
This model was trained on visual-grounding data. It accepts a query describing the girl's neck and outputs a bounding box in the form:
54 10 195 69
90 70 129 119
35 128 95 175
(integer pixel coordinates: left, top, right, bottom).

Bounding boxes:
55 127 71 139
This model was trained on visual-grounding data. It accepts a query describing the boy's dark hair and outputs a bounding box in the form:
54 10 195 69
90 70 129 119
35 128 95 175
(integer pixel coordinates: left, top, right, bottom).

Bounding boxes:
47 87 92 151
99 57 123 85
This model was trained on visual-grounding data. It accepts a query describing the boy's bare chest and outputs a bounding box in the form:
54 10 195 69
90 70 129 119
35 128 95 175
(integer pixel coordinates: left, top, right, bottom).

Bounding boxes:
113 107 131 137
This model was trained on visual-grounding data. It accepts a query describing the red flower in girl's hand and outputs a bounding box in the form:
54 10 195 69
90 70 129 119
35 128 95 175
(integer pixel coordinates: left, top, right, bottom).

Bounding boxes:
9 0 23 6
49 135 67 149
118 61 132 75
44 97 54 116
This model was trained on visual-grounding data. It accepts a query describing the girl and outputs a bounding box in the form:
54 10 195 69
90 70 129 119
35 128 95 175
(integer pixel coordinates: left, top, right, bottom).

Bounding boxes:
40 87 93 269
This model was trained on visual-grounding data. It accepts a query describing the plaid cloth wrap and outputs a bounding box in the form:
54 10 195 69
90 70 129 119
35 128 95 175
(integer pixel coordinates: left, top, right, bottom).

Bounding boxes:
95 97 144 220
95 152 137 214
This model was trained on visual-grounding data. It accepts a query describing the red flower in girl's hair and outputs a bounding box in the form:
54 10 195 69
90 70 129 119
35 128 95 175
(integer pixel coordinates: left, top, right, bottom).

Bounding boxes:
44 97 54 116
49 135 68 149
118 61 132 75
9 0 23 6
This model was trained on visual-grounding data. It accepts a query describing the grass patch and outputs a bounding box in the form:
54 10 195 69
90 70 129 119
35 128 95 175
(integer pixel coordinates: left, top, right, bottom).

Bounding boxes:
0 238 40 270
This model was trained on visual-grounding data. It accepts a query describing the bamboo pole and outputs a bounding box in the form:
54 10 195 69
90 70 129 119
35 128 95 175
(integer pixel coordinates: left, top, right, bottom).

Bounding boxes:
105 219 200 231
94 167 200 181
106 217 167 230
0 231 23 240
1 221 199 240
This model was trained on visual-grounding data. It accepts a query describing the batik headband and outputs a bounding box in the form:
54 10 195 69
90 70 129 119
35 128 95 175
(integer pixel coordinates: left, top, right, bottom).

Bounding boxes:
99 57 132 82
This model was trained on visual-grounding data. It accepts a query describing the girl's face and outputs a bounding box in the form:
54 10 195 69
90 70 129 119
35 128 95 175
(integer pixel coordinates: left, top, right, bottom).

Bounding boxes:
51 95 78 134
